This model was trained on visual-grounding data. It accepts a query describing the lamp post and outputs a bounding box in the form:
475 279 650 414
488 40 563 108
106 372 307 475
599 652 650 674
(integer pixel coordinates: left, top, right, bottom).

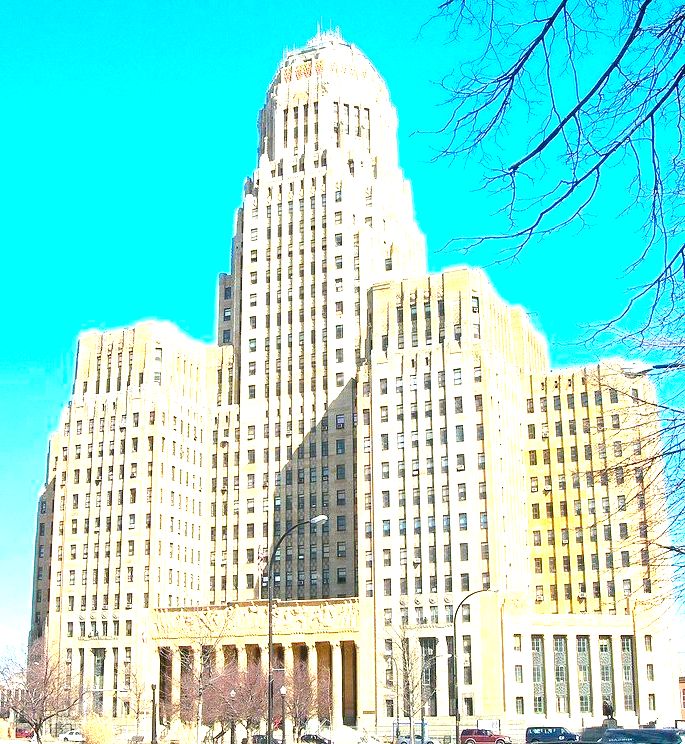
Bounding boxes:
452 589 496 744
229 689 236 744
384 653 400 743
280 686 287 744
151 684 157 744
267 515 328 744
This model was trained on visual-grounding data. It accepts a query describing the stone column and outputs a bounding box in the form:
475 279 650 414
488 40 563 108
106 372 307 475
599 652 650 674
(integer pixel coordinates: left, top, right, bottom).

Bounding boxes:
331 641 343 729
611 633 626 721
215 646 225 674
260 645 269 676
237 645 248 672
543 634 555 717
307 643 318 679
284 643 295 678
589 634 603 720
353 641 362 728
307 643 319 725
567 634 580 720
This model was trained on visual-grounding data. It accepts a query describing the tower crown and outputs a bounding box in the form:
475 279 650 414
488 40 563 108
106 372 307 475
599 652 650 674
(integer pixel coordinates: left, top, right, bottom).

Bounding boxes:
257 31 394 163
274 29 386 90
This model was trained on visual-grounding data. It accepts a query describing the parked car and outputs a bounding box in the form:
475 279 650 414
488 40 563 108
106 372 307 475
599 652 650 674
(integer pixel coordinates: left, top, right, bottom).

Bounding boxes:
526 727 579 743
598 730 685 744
59 731 85 743
301 735 332 744
15 728 33 739
461 729 512 744
398 735 436 744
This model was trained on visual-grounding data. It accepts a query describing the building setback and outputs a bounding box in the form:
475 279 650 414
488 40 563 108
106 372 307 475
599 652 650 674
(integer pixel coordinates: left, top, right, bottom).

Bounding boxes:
31 31 680 736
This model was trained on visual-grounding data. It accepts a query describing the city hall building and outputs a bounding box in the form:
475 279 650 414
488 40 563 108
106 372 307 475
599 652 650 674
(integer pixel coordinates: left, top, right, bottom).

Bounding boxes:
31 31 681 737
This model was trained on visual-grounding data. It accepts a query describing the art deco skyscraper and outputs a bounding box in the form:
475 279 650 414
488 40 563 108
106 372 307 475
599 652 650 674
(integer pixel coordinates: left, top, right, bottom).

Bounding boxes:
215 32 427 602
30 31 680 732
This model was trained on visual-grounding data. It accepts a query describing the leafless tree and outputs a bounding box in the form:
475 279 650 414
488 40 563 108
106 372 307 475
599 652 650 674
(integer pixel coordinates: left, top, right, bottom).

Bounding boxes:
0 640 81 743
431 0 684 337
283 661 318 742
202 660 241 744
122 668 149 735
315 665 331 728
200 656 268 744
586 365 685 603
385 627 440 742
430 0 685 596
231 664 268 744
161 611 236 737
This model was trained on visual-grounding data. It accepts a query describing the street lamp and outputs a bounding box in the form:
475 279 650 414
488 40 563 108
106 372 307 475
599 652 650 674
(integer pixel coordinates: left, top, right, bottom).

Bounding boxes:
280 686 287 744
151 683 157 744
452 589 497 744
229 689 236 744
267 515 328 744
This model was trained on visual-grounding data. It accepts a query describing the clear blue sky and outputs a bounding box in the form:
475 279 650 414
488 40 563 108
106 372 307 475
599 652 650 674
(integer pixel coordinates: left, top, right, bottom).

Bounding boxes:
0 0 658 649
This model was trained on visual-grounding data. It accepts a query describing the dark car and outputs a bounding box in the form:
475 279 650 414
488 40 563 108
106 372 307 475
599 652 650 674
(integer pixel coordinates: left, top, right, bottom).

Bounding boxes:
599 730 685 744
526 728 579 743
301 736 332 744
461 729 512 744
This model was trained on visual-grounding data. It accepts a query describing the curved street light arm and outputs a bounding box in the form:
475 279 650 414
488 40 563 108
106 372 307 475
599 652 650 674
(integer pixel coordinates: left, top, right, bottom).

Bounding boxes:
267 516 326 744
452 589 495 744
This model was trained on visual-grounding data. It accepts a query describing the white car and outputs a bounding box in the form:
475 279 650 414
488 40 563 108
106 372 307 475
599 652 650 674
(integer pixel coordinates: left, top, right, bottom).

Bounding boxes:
398 736 435 744
59 731 85 743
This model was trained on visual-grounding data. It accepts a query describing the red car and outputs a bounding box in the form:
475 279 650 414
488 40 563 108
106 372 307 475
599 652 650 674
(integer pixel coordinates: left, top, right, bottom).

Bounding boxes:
461 729 512 744
15 729 33 739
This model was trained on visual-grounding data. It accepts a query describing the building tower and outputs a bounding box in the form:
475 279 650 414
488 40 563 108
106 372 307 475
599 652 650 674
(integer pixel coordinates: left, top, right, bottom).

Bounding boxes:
215 31 426 603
